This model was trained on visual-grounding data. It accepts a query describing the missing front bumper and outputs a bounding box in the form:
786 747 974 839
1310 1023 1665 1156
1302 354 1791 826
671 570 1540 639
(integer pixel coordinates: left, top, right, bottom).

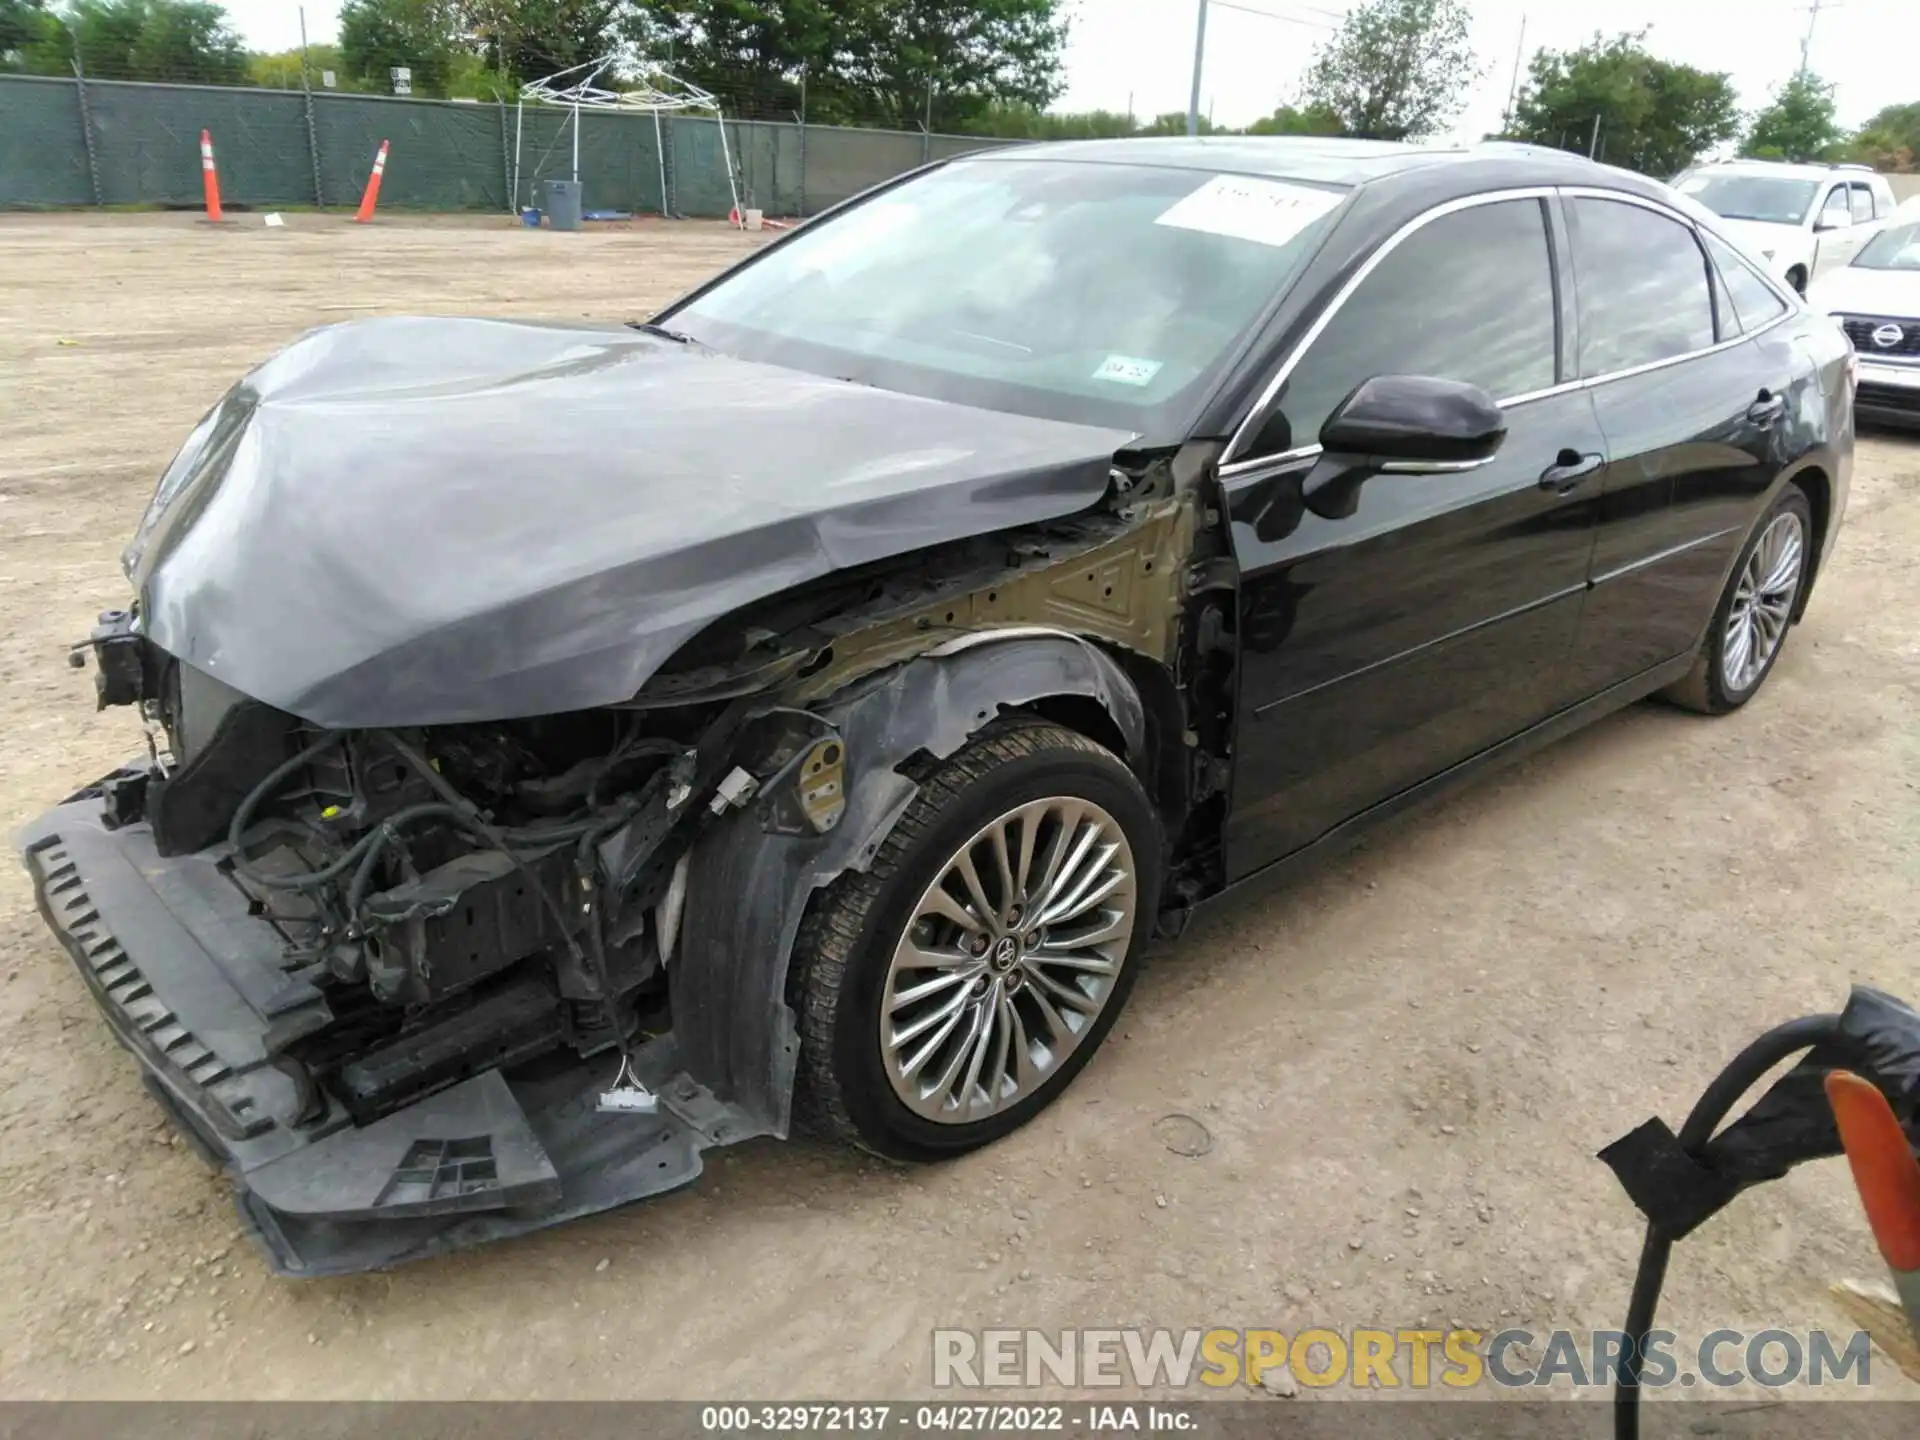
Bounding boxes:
17 787 769 1277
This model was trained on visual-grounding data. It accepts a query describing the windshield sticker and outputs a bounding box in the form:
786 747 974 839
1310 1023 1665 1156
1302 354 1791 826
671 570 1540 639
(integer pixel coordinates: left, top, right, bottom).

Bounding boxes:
1154 175 1344 248
1093 354 1163 386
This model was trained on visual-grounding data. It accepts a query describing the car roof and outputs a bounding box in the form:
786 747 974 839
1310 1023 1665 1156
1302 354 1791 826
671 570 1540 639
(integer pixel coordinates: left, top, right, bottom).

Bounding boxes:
968 135 1634 189
1687 157 1887 185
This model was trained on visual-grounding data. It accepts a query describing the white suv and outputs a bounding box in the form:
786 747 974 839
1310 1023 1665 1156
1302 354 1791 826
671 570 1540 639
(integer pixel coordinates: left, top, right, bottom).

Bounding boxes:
1673 159 1898 294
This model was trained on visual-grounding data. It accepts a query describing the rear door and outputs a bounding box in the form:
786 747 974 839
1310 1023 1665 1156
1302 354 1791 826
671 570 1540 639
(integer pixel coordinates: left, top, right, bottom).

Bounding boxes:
1556 193 1788 701
1222 193 1605 876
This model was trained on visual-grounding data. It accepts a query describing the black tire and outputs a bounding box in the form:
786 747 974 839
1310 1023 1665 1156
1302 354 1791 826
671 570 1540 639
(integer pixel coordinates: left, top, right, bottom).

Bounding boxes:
1662 485 1813 715
789 718 1161 1161
1786 266 1807 297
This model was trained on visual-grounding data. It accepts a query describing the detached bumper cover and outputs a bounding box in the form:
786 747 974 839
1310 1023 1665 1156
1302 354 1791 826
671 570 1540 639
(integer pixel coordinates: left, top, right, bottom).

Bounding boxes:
17 780 766 1277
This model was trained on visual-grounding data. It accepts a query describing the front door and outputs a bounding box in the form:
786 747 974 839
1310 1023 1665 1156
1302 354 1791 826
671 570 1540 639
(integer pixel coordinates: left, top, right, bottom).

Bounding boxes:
1811 184 1866 279
1221 194 1605 878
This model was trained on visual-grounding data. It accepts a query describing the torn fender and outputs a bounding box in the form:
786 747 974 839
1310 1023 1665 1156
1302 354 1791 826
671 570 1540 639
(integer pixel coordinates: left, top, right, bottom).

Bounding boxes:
671 634 1148 1133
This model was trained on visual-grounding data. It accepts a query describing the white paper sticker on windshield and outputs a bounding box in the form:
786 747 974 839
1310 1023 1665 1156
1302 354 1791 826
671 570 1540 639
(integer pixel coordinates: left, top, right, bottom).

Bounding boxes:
1154 174 1343 248
1093 354 1162 386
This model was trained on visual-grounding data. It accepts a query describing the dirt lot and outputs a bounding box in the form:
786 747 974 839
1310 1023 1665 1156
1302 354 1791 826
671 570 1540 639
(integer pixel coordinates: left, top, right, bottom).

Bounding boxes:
0 213 1917 1402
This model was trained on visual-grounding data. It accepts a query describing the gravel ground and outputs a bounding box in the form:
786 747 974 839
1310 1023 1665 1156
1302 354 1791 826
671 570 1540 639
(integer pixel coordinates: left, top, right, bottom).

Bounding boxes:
0 213 1917 1402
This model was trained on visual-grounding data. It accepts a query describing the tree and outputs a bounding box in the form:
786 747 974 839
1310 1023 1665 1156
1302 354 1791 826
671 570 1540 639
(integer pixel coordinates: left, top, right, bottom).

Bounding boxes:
249 42 349 89
1849 101 1920 173
1743 70 1844 163
338 0 463 95
466 0 619 85
1300 0 1476 141
1 0 52 68
1246 102 1345 137
957 103 1137 140
26 0 247 82
1510 31 1740 176
623 0 1067 130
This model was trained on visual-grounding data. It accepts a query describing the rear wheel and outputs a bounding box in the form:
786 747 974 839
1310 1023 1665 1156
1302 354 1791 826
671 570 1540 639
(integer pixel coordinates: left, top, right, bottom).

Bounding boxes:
1663 486 1812 715
789 719 1160 1160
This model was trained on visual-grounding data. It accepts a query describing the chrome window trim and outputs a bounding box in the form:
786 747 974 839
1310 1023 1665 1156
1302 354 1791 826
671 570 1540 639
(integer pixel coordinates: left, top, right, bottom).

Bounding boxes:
1222 183 1798 473
1222 186 1559 464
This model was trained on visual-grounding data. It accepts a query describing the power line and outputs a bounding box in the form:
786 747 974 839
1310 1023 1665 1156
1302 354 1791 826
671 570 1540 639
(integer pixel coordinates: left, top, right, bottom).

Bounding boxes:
1207 0 1336 27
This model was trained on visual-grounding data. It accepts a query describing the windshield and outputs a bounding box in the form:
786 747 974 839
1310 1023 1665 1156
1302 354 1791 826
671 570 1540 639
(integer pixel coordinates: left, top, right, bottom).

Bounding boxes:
666 158 1346 436
1854 217 1920 270
1676 173 1820 226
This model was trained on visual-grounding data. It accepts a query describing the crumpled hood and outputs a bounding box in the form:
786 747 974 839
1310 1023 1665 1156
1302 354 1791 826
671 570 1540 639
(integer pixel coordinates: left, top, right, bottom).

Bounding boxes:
133 316 1133 728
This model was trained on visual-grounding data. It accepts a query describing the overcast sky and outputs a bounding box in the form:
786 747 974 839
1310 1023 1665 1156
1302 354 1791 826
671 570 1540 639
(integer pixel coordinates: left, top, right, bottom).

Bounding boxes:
227 0 1916 140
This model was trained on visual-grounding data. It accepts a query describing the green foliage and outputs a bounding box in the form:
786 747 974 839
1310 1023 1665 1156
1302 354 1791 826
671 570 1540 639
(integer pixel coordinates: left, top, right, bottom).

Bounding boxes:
466 0 618 84
338 0 462 95
1300 0 1475 141
1 0 51 67
1511 30 1740 176
247 43 348 89
624 0 1067 129
956 102 1135 140
1848 101 1920 173
1137 110 1228 135
1246 102 1345 137
1742 71 1844 163
21 0 247 82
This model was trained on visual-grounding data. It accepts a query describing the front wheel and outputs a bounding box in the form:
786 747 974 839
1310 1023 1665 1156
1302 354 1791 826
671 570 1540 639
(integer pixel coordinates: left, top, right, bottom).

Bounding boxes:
789 719 1161 1161
1663 486 1812 715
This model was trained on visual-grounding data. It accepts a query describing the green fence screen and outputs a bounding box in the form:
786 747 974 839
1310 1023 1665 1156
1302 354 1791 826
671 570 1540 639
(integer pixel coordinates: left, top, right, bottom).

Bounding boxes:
0 74 1010 218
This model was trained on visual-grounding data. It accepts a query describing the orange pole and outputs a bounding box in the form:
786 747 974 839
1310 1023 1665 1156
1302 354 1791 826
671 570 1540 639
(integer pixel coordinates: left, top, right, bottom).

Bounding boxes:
1826 1071 1920 1271
354 140 390 224
198 129 223 224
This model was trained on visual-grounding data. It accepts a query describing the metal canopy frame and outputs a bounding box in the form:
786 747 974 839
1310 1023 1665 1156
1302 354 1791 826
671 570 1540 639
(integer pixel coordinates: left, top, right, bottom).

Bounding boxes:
513 54 743 225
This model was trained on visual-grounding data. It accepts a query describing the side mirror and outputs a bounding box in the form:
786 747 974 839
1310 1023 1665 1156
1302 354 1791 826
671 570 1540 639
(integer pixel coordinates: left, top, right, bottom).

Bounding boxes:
1302 375 1507 519
1816 211 1851 233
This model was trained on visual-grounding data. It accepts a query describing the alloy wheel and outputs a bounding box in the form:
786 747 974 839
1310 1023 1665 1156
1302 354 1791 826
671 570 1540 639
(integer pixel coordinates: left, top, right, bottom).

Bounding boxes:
879 796 1138 1124
1722 510 1805 694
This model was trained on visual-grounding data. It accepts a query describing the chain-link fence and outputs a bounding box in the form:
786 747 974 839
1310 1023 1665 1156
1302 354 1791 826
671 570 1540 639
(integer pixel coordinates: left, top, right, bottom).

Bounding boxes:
0 73 1012 218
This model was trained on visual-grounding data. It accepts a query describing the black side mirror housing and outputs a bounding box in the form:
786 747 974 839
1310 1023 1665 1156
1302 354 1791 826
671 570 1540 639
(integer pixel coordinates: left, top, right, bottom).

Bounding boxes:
1319 374 1508 463
1301 375 1508 519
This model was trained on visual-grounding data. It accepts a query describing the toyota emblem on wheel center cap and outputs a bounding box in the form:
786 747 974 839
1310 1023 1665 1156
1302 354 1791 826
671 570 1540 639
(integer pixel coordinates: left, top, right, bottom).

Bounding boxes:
1872 323 1906 348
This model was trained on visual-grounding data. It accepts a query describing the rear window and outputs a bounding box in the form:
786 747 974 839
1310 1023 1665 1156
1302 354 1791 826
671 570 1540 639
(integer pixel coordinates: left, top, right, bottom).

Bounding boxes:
1572 198 1716 376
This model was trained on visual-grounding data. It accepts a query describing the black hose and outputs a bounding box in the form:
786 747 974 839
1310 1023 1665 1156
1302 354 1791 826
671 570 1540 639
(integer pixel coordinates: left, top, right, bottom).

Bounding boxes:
226 731 348 890
1614 1013 1845 1440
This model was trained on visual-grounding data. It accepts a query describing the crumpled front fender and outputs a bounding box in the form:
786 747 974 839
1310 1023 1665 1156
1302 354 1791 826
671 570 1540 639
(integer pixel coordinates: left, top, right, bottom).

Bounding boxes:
670 634 1148 1134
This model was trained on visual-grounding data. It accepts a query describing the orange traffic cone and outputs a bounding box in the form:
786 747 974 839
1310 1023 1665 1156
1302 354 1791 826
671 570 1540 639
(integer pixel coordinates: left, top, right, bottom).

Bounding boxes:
198 129 224 224
1826 1070 1920 1331
354 140 390 224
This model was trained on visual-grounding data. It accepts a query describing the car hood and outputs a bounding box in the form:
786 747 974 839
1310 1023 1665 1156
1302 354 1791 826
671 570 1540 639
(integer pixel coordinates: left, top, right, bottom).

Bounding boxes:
1809 264 1920 321
131 316 1134 728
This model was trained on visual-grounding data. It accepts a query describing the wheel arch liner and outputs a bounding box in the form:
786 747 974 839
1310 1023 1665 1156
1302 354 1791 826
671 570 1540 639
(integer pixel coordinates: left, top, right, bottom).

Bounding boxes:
673 635 1148 1134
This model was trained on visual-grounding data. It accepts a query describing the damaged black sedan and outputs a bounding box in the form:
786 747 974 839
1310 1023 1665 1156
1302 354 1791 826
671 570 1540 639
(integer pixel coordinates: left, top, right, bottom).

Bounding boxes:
21 138 1852 1275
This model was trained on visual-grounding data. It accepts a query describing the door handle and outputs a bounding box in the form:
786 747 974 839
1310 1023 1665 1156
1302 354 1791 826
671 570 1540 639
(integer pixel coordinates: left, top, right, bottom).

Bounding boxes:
1538 451 1604 493
1748 391 1787 425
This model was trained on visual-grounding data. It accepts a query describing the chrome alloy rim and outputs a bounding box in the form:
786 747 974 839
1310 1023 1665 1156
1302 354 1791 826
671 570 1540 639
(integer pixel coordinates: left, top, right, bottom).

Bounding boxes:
1722 511 1805 694
879 797 1138 1124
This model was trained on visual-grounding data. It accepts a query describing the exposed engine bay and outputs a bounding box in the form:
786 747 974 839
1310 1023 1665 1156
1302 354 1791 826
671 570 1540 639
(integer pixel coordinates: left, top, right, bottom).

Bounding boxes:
23 442 1238 1275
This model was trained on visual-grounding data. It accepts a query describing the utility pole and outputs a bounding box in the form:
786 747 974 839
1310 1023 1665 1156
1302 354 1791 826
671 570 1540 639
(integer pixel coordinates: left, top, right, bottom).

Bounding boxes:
1186 0 1208 137
1799 0 1840 74
1501 13 1527 136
